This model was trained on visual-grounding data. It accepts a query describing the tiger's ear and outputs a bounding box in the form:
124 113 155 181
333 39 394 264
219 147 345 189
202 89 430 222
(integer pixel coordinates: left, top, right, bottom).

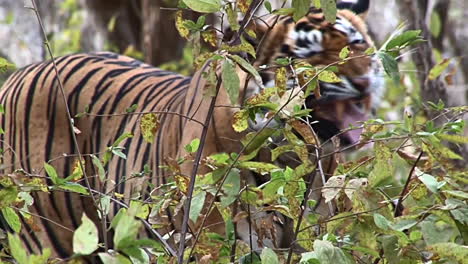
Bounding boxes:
337 0 370 19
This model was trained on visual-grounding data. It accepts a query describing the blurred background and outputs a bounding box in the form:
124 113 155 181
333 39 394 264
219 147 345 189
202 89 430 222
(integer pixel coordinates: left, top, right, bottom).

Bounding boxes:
0 0 467 160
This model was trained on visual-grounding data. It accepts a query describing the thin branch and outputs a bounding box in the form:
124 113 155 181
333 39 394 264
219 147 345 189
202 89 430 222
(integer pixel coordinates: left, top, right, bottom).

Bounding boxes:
84 110 205 127
178 66 222 263
394 151 424 217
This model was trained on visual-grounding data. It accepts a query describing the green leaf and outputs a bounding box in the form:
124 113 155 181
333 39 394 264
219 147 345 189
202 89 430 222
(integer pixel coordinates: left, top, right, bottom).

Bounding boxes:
73 213 99 255
318 70 341 83
114 209 142 250
368 142 394 188
273 8 295 16
99 195 111 217
140 113 160 143
416 169 445 193
112 148 127 159
238 161 279 175
261 247 279 264
428 243 468 263
239 252 262 264
339 46 350 59
0 57 15 73
314 239 353 264
429 58 451 80
99 253 132 264
122 247 149 264
58 182 89 195
437 133 468 144
430 10 442 38
184 138 200 153
264 1 272 13
222 58 240 105
320 0 337 23
391 218 418 232
226 5 240 31
443 190 468 200
386 30 422 50
241 128 276 155
378 52 400 82
44 162 60 185
182 0 221 13
292 0 311 21
0 104 5 114
1 208 21 233
125 104 138 113
229 55 262 85
189 191 206 222
91 154 106 182
299 252 320 264
220 169 240 208
112 132 133 147
304 76 318 97
8 233 28 264
232 109 249 132
29 248 51 264
0 185 18 208
373 213 391 230
111 208 127 229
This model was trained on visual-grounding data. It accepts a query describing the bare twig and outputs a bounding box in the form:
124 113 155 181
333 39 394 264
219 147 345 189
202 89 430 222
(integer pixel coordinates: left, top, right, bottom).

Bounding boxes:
394 151 424 217
177 65 221 263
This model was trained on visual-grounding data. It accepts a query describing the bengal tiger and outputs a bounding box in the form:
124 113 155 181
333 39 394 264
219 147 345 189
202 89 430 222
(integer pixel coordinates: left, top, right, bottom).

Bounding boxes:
0 0 383 261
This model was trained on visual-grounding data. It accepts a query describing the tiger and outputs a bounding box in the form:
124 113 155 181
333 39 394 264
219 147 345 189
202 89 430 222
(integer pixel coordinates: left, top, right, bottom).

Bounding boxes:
0 0 383 261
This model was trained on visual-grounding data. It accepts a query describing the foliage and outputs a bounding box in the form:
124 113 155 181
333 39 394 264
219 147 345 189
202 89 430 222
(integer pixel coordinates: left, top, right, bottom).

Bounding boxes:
0 0 467 264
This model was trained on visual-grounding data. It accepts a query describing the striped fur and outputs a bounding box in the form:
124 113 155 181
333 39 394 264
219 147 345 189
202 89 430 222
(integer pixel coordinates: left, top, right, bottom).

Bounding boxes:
0 52 197 257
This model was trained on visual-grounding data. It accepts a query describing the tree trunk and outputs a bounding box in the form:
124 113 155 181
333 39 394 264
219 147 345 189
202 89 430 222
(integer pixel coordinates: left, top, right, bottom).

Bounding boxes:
398 0 467 166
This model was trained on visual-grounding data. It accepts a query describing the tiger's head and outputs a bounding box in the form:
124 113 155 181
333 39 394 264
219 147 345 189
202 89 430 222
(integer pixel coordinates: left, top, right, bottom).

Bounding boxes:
245 0 384 146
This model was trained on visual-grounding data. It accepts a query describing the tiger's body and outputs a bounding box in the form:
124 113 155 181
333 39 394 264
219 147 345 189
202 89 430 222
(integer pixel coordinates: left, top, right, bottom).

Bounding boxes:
0 0 384 260
0 52 195 256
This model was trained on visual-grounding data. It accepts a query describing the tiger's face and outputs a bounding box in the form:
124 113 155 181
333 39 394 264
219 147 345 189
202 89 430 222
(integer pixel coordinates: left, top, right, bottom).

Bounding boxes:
249 6 384 145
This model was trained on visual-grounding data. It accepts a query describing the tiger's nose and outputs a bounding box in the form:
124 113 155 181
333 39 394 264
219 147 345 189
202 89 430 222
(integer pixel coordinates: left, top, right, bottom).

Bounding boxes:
349 77 370 93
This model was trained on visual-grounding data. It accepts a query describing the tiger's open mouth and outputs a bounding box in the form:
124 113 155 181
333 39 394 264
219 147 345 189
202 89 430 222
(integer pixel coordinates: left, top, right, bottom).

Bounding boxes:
306 75 377 146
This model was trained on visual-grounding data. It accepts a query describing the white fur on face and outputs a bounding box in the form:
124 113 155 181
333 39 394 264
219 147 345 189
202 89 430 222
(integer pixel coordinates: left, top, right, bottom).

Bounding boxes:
288 29 324 58
334 16 365 44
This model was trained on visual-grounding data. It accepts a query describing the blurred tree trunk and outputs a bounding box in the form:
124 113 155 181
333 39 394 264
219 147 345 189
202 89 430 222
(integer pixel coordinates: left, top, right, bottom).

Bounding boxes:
397 0 448 110
398 0 468 166
83 0 195 66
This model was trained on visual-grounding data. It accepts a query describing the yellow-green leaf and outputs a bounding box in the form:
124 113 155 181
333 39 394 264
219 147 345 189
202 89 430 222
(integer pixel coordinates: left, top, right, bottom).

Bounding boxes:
238 161 279 175
175 11 190 39
1 207 21 233
8 233 28 264
232 109 249 132
428 243 468 263
437 133 468 144
339 46 350 59
226 5 239 31
275 67 287 97
292 0 311 21
429 58 451 80
320 0 337 23
318 70 341 83
44 163 60 185
183 0 221 13
140 113 160 143
222 59 240 105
